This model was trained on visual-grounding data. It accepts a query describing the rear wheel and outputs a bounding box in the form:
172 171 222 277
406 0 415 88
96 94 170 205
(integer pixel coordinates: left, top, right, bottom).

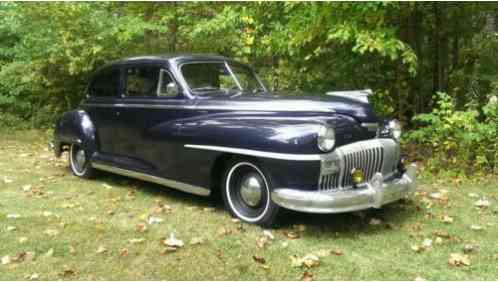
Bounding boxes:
69 144 95 179
222 159 280 227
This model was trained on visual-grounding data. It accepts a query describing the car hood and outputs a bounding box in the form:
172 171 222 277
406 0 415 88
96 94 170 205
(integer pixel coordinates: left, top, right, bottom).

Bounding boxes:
194 91 378 122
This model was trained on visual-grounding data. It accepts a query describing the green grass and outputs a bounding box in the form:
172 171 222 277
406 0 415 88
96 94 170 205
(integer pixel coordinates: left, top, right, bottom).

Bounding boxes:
0 130 497 280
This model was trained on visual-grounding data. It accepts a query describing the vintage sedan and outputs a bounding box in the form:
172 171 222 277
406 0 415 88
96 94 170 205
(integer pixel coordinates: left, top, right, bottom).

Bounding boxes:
52 54 416 226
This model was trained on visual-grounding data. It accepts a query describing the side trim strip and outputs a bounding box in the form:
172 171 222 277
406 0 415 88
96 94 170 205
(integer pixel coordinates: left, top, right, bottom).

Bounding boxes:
91 163 210 197
361 122 379 132
184 144 322 161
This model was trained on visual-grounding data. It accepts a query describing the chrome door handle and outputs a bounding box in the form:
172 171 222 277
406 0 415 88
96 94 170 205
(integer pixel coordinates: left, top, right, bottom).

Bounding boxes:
116 111 120 116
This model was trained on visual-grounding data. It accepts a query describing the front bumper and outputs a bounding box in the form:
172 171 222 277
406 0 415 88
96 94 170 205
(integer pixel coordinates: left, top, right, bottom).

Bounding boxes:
271 164 416 213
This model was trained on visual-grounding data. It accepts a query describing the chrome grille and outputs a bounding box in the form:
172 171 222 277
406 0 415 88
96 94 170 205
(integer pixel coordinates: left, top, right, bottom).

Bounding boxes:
319 139 399 191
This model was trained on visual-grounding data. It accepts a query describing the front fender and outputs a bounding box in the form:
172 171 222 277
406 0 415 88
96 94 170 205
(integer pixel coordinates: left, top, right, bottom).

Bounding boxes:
53 110 97 157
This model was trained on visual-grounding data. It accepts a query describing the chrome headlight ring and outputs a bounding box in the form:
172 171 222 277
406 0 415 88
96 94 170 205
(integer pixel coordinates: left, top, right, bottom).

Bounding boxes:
317 125 336 152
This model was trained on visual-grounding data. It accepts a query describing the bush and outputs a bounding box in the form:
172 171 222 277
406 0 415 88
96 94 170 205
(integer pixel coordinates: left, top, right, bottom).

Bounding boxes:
406 92 498 174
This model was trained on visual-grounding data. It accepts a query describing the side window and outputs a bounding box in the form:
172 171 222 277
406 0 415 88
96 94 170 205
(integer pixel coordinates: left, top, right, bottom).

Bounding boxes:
88 69 120 97
125 66 160 97
157 69 179 97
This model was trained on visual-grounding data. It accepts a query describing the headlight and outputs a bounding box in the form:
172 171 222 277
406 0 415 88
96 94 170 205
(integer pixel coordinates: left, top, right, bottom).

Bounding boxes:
388 119 402 142
317 125 335 152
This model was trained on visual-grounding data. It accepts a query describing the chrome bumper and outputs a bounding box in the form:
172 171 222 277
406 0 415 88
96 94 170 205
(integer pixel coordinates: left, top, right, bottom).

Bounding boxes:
271 164 416 214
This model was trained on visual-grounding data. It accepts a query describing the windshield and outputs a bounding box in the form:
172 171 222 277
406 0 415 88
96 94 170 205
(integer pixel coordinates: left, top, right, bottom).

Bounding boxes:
181 62 265 95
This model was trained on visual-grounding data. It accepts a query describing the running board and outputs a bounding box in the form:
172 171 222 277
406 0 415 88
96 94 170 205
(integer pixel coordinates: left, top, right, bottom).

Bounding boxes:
91 163 210 197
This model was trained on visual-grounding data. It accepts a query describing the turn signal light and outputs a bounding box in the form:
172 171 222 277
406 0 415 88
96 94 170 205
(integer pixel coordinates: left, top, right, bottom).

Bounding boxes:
351 168 365 185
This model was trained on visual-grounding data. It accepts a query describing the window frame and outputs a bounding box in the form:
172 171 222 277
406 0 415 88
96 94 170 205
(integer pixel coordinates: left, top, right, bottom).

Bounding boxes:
122 64 179 99
86 66 123 99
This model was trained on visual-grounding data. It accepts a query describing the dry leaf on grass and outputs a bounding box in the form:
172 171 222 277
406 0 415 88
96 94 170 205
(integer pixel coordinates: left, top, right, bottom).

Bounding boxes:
1 255 11 265
441 215 454 224
44 229 59 236
256 236 269 249
162 233 184 248
291 254 320 268
147 216 163 225
190 237 204 245
119 248 129 257
44 248 54 257
129 238 145 244
136 223 147 233
253 255 266 264
463 244 479 253
6 213 20 219
301 271 314 281
283 230 300 239
263 230 274 240
26 273 39 280
448 253 471 266
470 225 484 231
96 246 107 254
6 226 16 231
475 198 490 208
19 237 28 244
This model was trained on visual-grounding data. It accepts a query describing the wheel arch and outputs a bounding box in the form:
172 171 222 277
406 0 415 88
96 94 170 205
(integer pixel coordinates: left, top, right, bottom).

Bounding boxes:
53 110 98 158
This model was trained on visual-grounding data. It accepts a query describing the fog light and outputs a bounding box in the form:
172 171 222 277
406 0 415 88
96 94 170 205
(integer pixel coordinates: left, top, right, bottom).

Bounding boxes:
351 168 365 185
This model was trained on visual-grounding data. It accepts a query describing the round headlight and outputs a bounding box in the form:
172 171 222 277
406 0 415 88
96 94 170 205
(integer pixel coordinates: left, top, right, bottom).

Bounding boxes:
388 119 402 142
317 125 335 152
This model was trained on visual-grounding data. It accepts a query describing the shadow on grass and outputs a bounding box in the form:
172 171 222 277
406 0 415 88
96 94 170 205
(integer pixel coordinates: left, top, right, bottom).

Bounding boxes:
86 168 419 235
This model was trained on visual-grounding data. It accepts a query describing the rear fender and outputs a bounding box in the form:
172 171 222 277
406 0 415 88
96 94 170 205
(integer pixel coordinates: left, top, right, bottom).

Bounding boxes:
53 110 97 157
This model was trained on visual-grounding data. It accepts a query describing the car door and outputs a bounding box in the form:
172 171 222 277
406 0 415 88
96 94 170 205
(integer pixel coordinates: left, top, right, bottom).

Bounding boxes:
83 67 123 156
113 63 194 176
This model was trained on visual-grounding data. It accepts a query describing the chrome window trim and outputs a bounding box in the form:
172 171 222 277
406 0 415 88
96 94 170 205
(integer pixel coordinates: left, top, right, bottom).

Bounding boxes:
184 144 322 161
91 163 210 196
81 102 334 113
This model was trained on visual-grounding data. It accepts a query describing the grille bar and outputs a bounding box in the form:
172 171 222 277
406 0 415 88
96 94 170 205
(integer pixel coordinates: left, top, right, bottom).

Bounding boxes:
319 139 397 191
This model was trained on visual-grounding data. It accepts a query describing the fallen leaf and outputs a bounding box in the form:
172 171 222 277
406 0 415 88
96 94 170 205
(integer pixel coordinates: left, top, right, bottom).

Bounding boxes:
6 226 16 231
160 247 178 255
283 230 300 239
369 218 382 225
435 237 444 244
96 246 107 254
3 176 13 184
129 238 145 244
291 254 320 268
331 249 343 256
1 255 11 265
119 248 129 257
203 207 215 212
468 193 479 198
463 244 479 254
162 233 184 248
470 224 484 231
147 215 163 225
218 227 233 236
441 215 454 224
315 249 332 257
429 192 442 200
102 183 113 189
12 251 35 263
448 253 471 266
301 271 314 281
22 185 32 192
422 238 433 249
414 276 426 281
19 237 28 244
256 236 269 249
190 237 204 245
281 242 289 248
263 230 274 240
231 218 241 223
6 213 20 219
69 245 76 255
44 248 54 257
136 223 147 233
253 255 266 264
61 268 75 277
44 229 59 236
26 273 39 280
475 198 490 208
42 211 53 217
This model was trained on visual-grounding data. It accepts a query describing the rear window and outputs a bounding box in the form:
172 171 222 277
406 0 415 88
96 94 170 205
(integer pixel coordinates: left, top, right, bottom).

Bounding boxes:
88 69 120 97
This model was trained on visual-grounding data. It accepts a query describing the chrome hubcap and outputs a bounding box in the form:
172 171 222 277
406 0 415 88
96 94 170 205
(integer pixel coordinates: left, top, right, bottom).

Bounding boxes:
74 148 86 171
240 174 263 207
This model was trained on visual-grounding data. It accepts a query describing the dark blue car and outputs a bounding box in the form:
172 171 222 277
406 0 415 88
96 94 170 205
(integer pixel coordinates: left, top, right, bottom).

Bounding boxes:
52 54 416 226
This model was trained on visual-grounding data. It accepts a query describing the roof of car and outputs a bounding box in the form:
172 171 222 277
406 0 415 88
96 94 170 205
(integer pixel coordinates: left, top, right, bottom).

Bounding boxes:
105 54 231 68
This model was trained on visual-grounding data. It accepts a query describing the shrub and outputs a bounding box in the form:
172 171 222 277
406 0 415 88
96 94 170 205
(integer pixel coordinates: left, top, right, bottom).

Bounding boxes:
406 92 497 174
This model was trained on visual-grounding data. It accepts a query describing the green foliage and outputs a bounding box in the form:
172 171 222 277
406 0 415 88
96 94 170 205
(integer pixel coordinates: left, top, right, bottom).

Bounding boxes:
406 92 498 173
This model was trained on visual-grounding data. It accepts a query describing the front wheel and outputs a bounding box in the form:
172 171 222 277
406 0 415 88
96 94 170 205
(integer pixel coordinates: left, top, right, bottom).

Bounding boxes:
68 144 95 179
222 159 280 227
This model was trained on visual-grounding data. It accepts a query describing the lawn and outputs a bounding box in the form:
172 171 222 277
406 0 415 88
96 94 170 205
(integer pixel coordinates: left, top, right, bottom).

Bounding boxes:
0 130 496 280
